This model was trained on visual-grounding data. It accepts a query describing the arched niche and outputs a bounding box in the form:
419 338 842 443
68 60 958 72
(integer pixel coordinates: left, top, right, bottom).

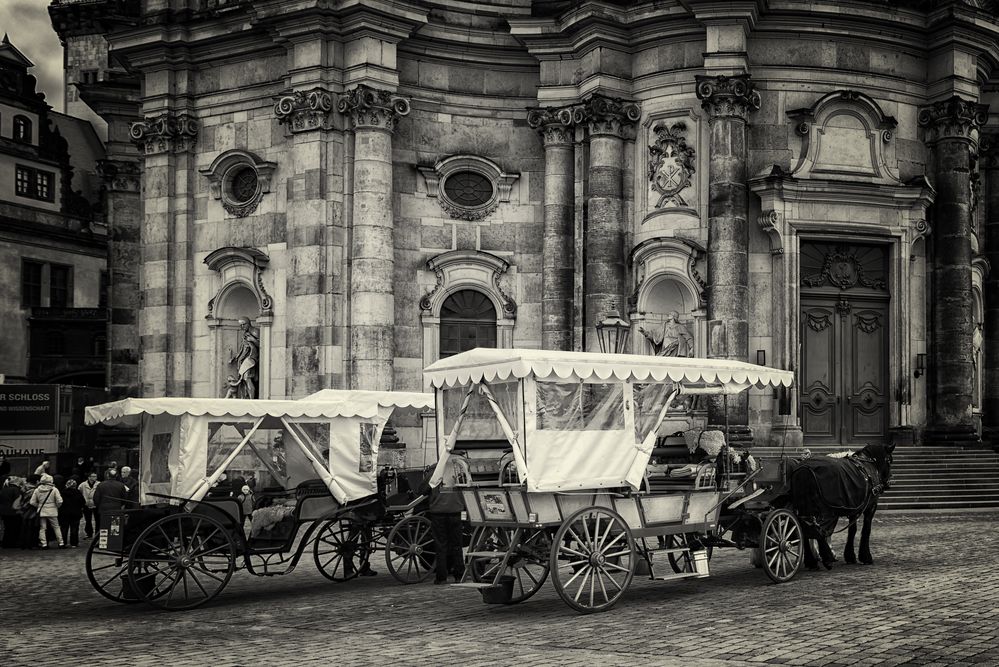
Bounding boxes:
628 238 706 356
972 257 988 417
204 247 273 399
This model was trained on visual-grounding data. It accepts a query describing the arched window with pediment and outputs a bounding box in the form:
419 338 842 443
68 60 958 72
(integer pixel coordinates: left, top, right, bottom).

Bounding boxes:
439 290 497 358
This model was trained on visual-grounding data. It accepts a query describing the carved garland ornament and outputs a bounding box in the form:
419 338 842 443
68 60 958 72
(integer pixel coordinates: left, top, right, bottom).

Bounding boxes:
802 247 887 291
648 121 696 208
806 312 832 332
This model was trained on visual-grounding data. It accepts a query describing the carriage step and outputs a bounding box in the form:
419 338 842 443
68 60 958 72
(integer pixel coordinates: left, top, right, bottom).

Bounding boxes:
451 582 495 589
651 572 707 581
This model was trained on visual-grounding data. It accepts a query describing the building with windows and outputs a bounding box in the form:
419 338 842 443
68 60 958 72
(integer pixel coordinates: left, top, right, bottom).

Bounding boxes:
0 34 107 388
50 0 999 460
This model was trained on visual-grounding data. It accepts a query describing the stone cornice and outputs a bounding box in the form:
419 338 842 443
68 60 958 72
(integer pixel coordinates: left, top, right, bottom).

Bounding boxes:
129 112 199 155
917 96 989 145
695 74 761 122
96 159 141 193
273 87 336 133
336 85 411 132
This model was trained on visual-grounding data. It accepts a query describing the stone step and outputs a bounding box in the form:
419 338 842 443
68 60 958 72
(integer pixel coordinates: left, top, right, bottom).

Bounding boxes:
887 482 999 491
880 499 999 511
883 489 999 498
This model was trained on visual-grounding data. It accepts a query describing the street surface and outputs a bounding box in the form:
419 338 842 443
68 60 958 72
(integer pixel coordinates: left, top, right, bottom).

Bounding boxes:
1 513 997 667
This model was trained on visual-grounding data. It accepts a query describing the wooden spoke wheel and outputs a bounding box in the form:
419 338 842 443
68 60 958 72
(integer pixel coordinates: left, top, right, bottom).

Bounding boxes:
468 526 551 604
550 507 635 614
314 518 371 582
385 515 436 584
126 513 237 611
665 534 713 574
761 509 804 584
86 540 146 604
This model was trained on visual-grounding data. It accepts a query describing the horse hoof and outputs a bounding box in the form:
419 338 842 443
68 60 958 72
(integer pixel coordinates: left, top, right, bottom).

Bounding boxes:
860 557 873 565
805 563 821 572
822 560 835 571
844 555 857 565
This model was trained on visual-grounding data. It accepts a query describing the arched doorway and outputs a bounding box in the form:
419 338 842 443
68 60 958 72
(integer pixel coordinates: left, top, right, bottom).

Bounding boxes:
439 289 497 358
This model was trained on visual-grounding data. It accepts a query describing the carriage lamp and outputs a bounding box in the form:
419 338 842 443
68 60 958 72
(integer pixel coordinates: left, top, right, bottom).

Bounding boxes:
756 350 766 366
596 310 631 354
914 353 926 379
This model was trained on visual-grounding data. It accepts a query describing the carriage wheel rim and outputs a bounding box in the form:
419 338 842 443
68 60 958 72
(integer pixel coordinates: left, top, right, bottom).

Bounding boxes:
763 510 802 584
314 519 370 582
127 514 236 610
386 516 436 584
550 507 634 613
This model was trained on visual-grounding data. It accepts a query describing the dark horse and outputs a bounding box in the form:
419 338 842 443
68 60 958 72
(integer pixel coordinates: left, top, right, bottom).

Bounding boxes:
787 444 894 570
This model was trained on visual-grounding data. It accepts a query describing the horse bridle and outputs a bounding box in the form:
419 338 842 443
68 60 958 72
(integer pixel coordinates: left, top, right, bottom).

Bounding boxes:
848 453 890 496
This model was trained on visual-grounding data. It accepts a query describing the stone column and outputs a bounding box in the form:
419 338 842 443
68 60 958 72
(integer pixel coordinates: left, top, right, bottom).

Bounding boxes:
96 159 142 399
338 86 410 391
918 97 988 446
979 133 999 448
528 107 576 351
581 96 641 348
695 74 760 442
274 87 339 396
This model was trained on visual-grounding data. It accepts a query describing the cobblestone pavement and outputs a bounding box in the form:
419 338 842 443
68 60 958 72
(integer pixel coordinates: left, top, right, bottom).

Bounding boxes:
1 513 997 667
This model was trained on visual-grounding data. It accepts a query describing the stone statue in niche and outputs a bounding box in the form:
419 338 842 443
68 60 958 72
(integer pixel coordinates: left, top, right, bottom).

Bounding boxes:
225 317 260 399
639 311 694 357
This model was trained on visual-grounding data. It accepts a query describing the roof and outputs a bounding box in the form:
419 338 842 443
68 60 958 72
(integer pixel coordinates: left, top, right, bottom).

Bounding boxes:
423 348 795 389
85 391 434 426
0 34 34 69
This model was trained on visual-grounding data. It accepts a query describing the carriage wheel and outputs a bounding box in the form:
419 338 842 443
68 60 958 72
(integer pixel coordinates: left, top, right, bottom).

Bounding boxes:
469 526 551 604
86 540 143 604
550 507 635 614
314 518 371 582
126 513 237 611
385 516 436 584
761 509 803 584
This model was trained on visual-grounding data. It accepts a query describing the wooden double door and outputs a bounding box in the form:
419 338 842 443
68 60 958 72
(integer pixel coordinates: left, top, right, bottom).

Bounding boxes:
800 295 888 444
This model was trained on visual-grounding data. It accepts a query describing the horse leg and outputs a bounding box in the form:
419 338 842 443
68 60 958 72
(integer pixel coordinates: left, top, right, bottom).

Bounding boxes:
816 518 837 570
803 537 820 571
844 517 858 564
859 501 877 565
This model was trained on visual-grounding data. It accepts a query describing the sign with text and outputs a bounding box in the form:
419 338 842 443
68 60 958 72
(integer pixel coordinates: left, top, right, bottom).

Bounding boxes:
0 385 59 433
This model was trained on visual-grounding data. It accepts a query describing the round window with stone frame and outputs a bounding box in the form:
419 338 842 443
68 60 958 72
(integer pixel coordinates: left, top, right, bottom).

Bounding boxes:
226 165 259 206
441 170 496 220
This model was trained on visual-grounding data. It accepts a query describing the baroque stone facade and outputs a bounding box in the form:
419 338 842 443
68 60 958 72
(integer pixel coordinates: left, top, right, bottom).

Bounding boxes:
53 0 999 453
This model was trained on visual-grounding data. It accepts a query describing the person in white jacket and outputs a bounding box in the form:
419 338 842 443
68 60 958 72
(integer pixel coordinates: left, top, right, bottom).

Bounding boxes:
79 472 99 539
30 474 64 548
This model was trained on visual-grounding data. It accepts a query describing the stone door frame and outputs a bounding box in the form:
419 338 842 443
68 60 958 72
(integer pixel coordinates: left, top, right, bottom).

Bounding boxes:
750 176 934 446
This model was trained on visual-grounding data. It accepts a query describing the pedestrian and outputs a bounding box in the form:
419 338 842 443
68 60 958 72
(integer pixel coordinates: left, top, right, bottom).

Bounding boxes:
93 469 128 529
29 473 64 549
59 479 85 548
418 460 466 585
79 472 100 539
33 460 51 477
120 466 139 506
1 476 23 548
19 475 39 550
238 484 254 530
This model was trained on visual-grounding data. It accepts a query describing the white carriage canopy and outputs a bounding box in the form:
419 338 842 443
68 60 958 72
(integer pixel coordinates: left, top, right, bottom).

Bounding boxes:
425 349 795 493
84 391 434 505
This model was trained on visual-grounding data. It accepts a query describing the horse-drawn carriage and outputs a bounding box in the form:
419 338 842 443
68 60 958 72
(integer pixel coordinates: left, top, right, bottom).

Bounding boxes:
423 348 805 613
82 389 439 610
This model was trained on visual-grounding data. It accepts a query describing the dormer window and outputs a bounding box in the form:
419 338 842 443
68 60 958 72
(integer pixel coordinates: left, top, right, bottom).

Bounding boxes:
13 115 31 143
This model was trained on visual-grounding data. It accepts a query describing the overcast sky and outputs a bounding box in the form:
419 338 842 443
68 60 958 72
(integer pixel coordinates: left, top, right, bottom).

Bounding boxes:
1 0 65 111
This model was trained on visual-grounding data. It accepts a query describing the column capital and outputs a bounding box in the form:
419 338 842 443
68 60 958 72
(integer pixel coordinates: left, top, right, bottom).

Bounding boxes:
695 74 761 121
96 159 141 193
129 112 199 155
579 94 641 139
978 132 999 169
917 96 989 145
337 84 410 133
527 106 577 146
274 87 336 133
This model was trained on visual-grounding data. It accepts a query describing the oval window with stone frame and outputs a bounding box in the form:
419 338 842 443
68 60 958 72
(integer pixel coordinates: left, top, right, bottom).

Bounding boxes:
227 166 259 205
441 170 496 220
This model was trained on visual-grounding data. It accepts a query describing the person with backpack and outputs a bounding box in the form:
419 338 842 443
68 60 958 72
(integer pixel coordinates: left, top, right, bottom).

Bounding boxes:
79 472 99 539
0 476 23 548
59 479 85 547
29 474 64 549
